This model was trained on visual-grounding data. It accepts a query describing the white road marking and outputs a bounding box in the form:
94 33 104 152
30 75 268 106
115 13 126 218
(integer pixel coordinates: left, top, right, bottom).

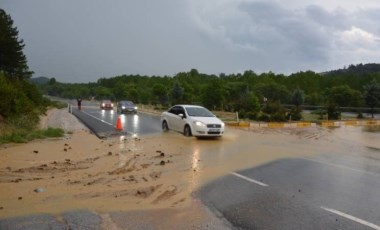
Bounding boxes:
321 206 380 230
81 110 114 126
301 157 379 177
230 172 268 187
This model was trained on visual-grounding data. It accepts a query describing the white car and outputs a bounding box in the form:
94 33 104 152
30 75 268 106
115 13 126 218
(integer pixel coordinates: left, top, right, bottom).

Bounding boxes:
161 105 225 137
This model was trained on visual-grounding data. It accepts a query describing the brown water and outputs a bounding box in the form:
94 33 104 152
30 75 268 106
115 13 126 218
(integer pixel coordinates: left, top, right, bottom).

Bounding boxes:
0 125 379 218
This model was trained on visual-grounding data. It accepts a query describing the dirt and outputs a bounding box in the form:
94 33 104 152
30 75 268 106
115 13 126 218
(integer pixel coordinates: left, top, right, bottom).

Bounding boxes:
0 108 379 219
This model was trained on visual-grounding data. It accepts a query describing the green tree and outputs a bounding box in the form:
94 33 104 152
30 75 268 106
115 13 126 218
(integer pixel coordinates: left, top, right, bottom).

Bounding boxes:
324 85 362 107
48 77 56 85
323 85 362 120
201 80 225 110
95 86 113 100
170 81 184 105
0 9 32 79
262 100 287 121
291 87 305 107
153 83 168 105
254 82 290 103
363 79 380 118
289 87 305 121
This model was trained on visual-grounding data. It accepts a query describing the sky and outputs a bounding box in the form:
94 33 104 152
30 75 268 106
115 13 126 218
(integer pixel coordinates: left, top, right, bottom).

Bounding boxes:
1 0 380 83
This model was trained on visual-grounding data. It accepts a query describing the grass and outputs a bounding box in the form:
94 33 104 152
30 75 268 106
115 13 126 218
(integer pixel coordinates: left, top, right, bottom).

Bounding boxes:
0 127 64 144
49 100 68 109
0 98 69 144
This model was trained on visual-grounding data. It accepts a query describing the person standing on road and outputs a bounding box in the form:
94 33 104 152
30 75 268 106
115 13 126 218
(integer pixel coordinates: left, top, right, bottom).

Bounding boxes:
77 98 82 110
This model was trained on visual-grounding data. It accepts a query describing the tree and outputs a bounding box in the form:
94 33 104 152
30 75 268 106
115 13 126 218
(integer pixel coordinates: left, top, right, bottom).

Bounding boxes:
0 9 33 79
291 87 305 108
324 85 362 107
201 80 225 110
48 77 56 85
254 82 290 103
290 87 305 121
153 83 168 106
363 79 380 118
323 85 362 120
170 81 184 105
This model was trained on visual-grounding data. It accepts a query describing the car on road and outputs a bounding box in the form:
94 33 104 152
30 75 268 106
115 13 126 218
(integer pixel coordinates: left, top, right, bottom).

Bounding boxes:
161 105 225 137
100 100 113 110
117 100 138 114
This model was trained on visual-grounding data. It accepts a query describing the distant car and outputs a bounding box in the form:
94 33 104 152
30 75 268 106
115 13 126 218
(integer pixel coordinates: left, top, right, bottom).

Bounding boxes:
100 100 113 110
117 100 137 114
161 105 225 137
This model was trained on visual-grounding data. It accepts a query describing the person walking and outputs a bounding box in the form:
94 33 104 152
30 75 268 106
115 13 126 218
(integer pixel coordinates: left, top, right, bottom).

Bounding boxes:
77 98 82 110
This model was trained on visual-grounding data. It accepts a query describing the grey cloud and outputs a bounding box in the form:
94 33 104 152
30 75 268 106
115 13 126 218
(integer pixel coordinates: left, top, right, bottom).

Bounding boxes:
2 0 380 82
305 5 350 30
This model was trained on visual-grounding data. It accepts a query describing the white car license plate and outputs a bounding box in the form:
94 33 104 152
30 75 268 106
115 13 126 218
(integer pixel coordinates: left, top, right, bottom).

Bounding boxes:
209 128 220 132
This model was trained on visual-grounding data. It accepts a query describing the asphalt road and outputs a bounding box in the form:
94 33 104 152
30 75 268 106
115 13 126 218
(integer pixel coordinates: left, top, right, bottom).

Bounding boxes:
197 157 380 230
71 105 162 138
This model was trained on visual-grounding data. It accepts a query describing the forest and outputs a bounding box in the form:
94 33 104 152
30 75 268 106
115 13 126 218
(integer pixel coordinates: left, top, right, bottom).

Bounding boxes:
36 64 380 121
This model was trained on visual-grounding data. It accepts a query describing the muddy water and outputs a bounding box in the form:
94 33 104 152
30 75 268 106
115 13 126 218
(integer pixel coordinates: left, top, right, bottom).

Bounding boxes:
0 125 379 218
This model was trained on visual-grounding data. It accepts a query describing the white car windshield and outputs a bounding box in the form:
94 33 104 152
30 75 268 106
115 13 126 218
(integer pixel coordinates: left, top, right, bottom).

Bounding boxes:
185 107 214 117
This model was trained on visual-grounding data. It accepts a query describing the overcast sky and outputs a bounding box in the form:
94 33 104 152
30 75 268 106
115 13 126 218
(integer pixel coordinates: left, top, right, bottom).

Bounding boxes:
2 0 380 83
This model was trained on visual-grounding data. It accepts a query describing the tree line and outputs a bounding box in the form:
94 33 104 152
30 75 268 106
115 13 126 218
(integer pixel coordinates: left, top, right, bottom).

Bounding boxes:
38 65 380 121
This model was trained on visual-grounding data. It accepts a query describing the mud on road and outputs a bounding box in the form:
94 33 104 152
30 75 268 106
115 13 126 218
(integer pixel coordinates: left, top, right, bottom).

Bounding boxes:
1 108 379 224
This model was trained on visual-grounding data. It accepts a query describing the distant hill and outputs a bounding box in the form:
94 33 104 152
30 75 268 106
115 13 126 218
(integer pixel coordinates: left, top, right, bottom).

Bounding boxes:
30 76 50 84
322 63 380 76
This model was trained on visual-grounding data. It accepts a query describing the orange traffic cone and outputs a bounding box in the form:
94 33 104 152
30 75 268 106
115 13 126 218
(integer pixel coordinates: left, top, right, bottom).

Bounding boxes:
115 116 123 131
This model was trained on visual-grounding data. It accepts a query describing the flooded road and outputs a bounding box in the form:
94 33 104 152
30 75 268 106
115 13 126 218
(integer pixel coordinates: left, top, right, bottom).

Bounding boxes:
1 119 380 229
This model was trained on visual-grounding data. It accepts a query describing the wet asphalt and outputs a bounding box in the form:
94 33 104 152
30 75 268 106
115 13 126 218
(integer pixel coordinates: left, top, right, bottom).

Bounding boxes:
197 157 380 230
71 106 162 138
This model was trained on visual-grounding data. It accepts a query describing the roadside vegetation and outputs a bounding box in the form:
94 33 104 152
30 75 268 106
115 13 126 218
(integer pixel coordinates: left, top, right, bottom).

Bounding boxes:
37 65 380 122
0 9 64 143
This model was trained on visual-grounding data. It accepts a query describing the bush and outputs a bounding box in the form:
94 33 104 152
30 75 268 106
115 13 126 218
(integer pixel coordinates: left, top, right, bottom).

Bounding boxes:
271 112 287 122
287 107 302 121
257 112 270 122
327 104 341 120
246 112 258 120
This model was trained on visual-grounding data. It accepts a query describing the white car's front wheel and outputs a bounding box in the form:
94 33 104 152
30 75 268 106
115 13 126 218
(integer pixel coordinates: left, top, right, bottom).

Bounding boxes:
162 121 169 132
184 125 192 137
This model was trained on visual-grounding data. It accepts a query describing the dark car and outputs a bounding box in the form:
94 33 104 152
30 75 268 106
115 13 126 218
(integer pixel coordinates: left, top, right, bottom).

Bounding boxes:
100 100 114 110
117 101 137 114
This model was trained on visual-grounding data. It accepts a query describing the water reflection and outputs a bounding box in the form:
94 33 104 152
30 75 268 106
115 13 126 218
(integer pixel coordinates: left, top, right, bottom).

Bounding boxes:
363 125 380 133
190 147 201 190
118 135 128 167
133 114 139 129
101 109 115 121
192 148 200 171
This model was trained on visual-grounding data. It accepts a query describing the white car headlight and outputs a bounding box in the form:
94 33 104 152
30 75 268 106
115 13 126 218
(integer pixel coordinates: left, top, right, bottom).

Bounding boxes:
194 121 206 127
134 106 138 110
121 106 125 109
221 122 225 128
